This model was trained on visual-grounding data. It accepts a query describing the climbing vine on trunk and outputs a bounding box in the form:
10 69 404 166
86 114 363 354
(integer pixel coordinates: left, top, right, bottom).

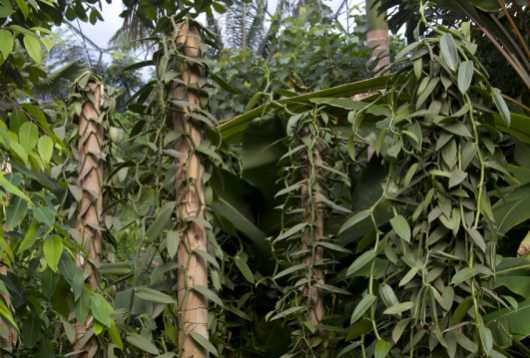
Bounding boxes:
269 107 352 356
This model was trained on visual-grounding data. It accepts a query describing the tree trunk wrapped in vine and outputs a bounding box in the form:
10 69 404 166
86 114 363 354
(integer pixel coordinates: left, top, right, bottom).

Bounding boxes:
72 73 106 357
171 19 209 357
269 109 351 355
301 147 325 326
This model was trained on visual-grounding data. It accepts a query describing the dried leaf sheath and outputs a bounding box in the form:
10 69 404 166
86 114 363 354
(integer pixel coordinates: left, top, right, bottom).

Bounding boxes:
172 21 209 358
73 76 105 358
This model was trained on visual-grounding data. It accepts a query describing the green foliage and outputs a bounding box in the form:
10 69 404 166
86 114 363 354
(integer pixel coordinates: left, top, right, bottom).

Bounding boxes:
1 0 530 356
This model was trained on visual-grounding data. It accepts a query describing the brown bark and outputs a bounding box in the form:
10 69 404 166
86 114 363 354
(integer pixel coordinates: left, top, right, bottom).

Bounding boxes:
367 29 390 73
0 265 16 352
173 22 209 358
74 80 104 358
302 147 325 326
366 0 390 73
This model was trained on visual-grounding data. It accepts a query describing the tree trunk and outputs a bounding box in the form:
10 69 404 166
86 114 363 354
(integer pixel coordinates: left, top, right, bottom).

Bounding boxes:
302 139 325 327
366 0 390 73
74 78 104 358
173 21 209 358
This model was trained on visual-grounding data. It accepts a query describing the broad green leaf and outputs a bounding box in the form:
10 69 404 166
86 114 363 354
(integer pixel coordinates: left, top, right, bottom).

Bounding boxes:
456 333 478 353
491 88 510 126
190 332 219 357
383 301 414 315
450 297 473 325
339 209 370 235
211 196 269 257
58 254 84 300
93 322 104 335
451 267 476 285
33 206 55 227
6 196 27 230
494 275 530 297
268 306 306 321
309 97 367 110
126 333 159 355
399 266 419 286
479 325 493 354
346 249 376 276
17 219 38 255
0 0 14 17
166 230 179 259
392 319 410 343
276 222 307 242
37 135 53 164
18 121 39 151
493 184 530 234
23 34 42 63
350 294 376 324
317 241 351 254
485 298 530 337
440 33 459 71
466 228 486 252
146 201 175 240
274 263 306 280
0 300 17 330
109 321 124 351
15 0 28 17
375 339 393 358
390 215 411 242
135 287 176 304
0 30 13 59
457 61 474 94
219 76 391 143
193 286 223 307
234 253 255 284
470 0 500 11
90 293 114 327
315 283 351 295
416 77 440 108
43 235 63 272
379 283 399 308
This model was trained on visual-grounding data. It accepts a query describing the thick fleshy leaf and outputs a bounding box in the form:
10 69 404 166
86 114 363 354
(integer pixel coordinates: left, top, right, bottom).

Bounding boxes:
440 33 459 71
457 61 474 94
126 333 159 355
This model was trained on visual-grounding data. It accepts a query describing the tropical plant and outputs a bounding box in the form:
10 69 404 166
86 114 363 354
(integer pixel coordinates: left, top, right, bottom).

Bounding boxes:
376 0 529 99
2 0 530 356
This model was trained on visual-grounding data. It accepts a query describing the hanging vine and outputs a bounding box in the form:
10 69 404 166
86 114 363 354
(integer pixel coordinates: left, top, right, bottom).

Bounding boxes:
340 16 515 356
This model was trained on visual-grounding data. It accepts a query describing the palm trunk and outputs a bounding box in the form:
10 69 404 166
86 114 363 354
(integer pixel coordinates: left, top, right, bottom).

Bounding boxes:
74 77 105 358
173 21 209 358
366 0 390 73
